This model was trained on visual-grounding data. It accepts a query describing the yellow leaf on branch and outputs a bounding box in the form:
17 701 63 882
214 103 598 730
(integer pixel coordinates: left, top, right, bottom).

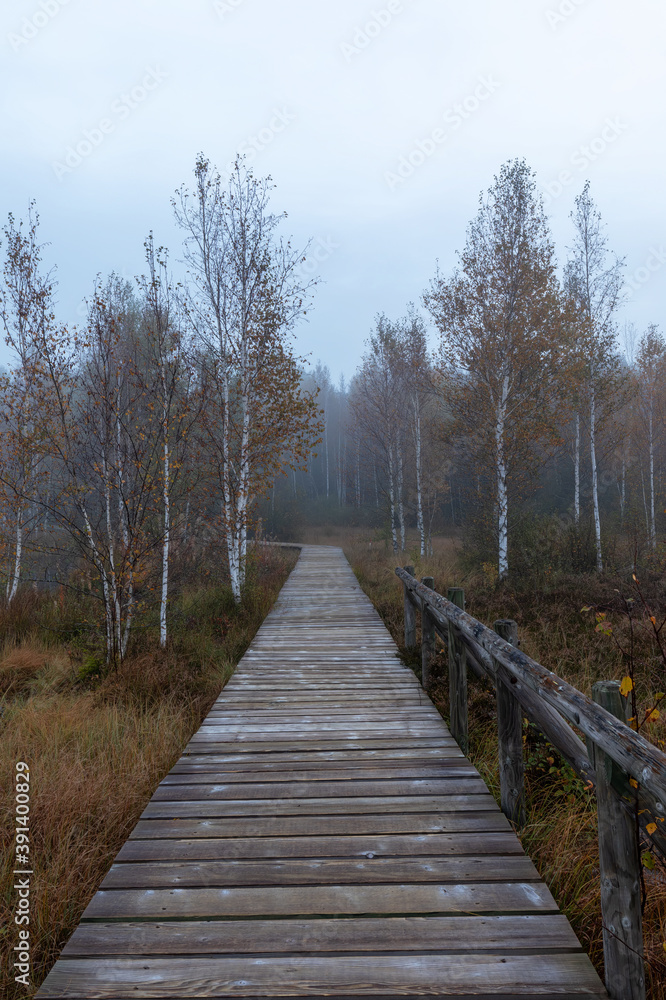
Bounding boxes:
619 676 634 697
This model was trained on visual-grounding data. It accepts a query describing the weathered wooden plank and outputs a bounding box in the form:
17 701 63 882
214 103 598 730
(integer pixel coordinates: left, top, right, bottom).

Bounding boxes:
142 794 497 818
117 831 524 861
82 881 559 920
204 710 442 721
38 953 606 998
184 738 455 752
174 747 465 766
219 696 416 704
151 778 488 800
101 855 540 889
196 723 447 735
188 732 448 744
59 914 583 956
593 680 645 999
164 764 478 782
494 619 526 829
129 811 513 840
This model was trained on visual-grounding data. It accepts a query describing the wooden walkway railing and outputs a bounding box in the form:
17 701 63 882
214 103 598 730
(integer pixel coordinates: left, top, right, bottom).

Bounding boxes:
397 566 666 1000
37 546 607 999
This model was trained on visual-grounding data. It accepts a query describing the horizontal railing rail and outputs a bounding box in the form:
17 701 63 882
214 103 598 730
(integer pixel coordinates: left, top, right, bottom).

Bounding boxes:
396 565 666 1000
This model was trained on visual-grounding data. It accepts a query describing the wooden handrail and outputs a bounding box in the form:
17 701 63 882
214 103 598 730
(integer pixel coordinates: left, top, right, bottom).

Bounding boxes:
396 565 665 1000
396 567 666 814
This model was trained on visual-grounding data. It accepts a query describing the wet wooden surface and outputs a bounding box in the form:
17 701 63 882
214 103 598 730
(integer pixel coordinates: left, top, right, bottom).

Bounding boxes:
37 545 607 998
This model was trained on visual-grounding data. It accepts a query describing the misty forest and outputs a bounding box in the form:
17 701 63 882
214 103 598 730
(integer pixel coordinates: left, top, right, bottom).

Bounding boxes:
3 154 666 999
0 157 663 654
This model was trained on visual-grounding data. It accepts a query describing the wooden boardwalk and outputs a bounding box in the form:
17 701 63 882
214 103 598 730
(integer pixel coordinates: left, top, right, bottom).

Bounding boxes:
38 545 607 998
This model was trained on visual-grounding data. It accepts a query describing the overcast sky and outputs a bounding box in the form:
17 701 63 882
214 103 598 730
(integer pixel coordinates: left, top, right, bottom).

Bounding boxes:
1 0 664 379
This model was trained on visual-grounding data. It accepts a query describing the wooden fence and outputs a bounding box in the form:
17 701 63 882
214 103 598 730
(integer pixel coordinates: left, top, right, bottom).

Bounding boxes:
397 565 666 1000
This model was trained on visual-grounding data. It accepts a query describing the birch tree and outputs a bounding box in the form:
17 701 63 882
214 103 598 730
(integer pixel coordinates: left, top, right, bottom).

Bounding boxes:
635 325 665 551
137 235 198 647
312 362 333 498
350 315 409 552
28 277 164 666
173 156 320 602
0 206 56 601
401 309 432 557
566 181 625 571
424 159 562 579
73 281 161 663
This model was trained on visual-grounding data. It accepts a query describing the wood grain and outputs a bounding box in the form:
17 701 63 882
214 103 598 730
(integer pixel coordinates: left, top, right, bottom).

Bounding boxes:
60 914 582 956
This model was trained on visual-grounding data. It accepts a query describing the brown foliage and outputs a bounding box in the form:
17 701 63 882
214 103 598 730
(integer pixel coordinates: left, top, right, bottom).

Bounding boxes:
0 648 50 696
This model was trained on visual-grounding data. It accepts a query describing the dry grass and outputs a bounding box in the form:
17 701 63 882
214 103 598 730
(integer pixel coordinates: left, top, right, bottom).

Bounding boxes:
0 647 55 696
0 546 297 1000
339 527 666 998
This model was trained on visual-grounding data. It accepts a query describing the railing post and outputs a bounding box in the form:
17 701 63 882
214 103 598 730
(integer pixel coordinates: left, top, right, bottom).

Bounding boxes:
403 566 416 649
447 587 468 753
592 680 645 1000
421 576 435 690
493 620 526 828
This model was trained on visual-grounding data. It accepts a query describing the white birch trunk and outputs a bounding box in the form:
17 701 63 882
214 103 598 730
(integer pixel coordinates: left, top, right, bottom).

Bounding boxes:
116 379 129 548
7 517 22 604
649 408 656 550
237 366 251 593
160 413 170 648
325 409 330 498
590 389 603 572
641 467 650 543
574 412 580 525
103 457 122 662
413 401 425 557
81 503 114 664
388 446 398 554
496 377 510 580
121 568 134 661
397 445 406 552
219 346 242 602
